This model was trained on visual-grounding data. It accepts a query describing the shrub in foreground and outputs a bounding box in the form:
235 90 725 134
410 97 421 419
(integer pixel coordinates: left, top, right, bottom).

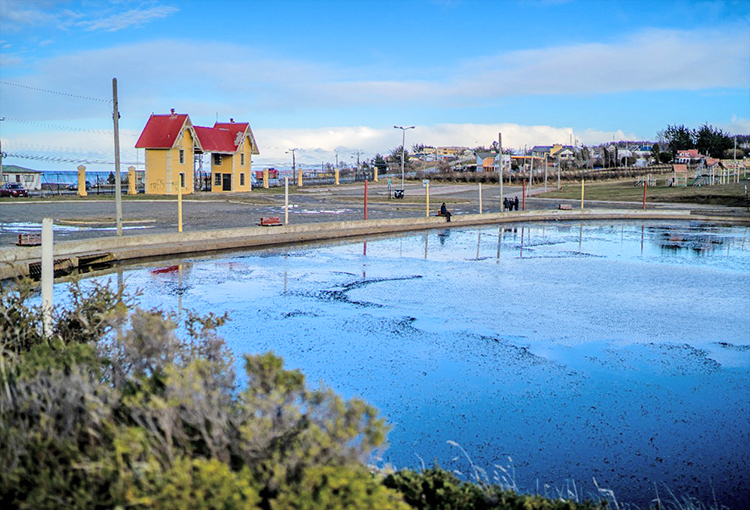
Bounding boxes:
0 278 603 509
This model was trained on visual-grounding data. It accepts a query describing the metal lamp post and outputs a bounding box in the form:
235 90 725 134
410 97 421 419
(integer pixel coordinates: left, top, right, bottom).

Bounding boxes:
394 125 415 189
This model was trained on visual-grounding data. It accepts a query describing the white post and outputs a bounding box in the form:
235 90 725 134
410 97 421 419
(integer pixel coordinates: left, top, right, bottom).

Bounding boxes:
41 218 54 337
544 153 548 191
478 182 482 214
284 176 289 225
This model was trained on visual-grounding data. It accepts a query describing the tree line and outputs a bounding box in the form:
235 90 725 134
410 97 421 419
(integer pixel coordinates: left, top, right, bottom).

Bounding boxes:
656 123 746 160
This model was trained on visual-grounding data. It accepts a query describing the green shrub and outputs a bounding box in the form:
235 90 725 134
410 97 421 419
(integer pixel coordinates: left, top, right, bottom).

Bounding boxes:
0 278 605 509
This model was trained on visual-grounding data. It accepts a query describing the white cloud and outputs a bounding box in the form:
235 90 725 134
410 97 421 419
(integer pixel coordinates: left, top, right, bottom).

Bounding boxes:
0 0 178 32
78 6 180 32
4 22 747 125
721 116 750 135
251 123 635 168
452 26 750 98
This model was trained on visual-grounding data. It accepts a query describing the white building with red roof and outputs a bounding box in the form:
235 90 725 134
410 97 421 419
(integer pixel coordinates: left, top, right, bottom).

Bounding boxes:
135 110 259 195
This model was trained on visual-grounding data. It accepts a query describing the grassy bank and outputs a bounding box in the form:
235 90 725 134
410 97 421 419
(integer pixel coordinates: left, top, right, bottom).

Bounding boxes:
537 180 750 208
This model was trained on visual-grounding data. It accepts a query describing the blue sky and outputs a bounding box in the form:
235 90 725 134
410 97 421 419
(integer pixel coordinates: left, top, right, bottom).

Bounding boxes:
1 0 749 171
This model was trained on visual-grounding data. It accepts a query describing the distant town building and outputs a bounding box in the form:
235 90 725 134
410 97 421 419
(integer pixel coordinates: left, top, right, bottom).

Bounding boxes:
675 149 703 164
1 165 42 190
135 110 259 195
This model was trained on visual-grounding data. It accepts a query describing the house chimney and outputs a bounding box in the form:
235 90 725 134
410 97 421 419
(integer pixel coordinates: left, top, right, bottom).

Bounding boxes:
230 118 234 123
170 108 175 116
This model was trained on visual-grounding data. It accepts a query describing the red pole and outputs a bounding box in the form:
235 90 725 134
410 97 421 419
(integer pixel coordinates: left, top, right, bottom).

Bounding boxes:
642 178 648 210
364 178 368 219
522 179 526 211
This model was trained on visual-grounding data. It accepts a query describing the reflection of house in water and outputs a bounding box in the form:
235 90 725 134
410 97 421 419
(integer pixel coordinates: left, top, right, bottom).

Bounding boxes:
650 227 725 255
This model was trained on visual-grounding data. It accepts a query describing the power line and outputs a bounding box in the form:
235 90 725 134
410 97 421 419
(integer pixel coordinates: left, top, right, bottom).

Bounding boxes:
2 117 132 136
0 80 111 103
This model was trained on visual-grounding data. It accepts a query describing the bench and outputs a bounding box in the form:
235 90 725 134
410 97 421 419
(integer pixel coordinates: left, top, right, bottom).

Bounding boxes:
558 204 572 210
17 233 42 246
393 189 404 199
258 217 283 227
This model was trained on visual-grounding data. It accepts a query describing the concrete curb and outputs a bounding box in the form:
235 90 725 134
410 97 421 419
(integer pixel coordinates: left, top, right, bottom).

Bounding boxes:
0 209 742 280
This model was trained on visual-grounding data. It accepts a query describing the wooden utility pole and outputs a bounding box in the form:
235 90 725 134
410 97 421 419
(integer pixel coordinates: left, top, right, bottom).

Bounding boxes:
112 78 123 236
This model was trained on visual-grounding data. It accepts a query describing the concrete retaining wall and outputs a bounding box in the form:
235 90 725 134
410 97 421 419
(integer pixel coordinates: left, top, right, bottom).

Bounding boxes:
0 209 737 280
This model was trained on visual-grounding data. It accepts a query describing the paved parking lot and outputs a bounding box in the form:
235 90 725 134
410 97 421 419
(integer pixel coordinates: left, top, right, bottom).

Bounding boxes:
0 180 717 246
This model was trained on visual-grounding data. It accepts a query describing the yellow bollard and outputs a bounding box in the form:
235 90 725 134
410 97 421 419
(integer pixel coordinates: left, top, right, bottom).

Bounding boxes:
263 168 269 189
178 174 183 233
335 168 339 185
425 182 430 218
297 169 303 187
77 165 88 197
374 167 379 182
580 178 585 210
128 166 136 195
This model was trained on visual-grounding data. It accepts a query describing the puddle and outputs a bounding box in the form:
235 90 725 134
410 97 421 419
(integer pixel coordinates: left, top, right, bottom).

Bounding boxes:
58 220 750 507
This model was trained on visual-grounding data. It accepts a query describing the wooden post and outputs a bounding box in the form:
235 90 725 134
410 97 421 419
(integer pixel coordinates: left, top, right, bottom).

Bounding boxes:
364 179 368 220
263 168 269 189
335 168 339 185
297 168 303 187
498 132 504 213
112 78 123 236
643 178 648 210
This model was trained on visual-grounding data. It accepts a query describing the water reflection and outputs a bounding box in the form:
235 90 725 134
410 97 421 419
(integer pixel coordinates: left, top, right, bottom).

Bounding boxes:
73 221 750 508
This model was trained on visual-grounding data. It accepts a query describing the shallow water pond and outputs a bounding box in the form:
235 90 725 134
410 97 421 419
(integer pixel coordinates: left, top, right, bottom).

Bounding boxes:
78 221 750 506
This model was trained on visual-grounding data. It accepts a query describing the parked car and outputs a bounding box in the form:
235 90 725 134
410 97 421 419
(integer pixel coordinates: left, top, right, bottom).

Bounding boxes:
67 181 92 191
0 182 29 197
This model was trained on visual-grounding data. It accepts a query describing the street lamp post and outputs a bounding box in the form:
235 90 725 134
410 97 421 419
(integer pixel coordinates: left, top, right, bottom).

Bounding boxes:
394 125 415 190
286 148 299 175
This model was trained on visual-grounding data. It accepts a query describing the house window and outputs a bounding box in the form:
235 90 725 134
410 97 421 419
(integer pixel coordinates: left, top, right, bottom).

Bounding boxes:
180 173 185 187
240 173 245 186
241 153 245 166
213 153 223 166
179 149 185 164
214 173 221 186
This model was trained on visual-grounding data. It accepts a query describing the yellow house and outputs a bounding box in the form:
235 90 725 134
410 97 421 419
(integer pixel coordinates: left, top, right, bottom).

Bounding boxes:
195 120 259 192
136 111 259 194
135 110 198 195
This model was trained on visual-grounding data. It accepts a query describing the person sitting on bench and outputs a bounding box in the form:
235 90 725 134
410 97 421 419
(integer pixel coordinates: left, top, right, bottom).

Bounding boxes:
440 202 452 222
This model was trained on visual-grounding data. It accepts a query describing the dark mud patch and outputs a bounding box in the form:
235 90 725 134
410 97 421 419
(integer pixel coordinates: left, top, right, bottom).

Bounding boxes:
313 275 424 308
715 341 750 352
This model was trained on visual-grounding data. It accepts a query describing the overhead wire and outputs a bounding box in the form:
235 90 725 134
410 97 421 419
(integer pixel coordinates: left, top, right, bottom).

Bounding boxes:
0 80 111 103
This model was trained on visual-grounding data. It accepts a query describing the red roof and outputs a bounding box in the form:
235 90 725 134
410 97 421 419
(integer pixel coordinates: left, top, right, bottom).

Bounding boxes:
194 126 237 153
213 121 258 154
677 149 700 158
135 112 191 149
136 113 259 155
